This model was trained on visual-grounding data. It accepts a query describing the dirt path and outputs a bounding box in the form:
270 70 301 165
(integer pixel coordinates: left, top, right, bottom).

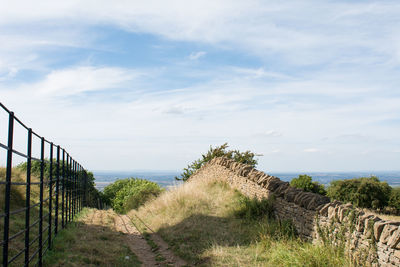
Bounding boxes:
84 209 187 267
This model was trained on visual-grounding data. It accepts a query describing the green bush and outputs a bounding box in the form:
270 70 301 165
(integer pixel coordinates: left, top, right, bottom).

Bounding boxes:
103 178 163 213
327 176 391 210
102 179 131 206
176 143 258 181
389 187 400 213
290 174 327 195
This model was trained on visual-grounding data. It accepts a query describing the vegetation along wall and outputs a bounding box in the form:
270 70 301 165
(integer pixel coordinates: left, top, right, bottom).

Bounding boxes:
189 157 400 267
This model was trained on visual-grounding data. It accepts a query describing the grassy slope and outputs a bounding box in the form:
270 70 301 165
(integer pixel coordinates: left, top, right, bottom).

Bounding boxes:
129 177 352 267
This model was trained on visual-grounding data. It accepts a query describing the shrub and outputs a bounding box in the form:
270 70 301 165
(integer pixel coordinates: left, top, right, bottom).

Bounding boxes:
104 178 163 213
327 176 391 210
388 187 400 213
176 143 258 181
290 174 327 195
102 179 131 206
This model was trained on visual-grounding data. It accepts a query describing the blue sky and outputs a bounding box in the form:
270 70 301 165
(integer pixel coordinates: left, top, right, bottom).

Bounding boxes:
0 0 399 172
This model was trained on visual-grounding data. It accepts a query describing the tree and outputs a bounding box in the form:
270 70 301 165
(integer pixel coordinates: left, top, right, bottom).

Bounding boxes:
290 174 327 195
176 143 258 181
327 176 391 210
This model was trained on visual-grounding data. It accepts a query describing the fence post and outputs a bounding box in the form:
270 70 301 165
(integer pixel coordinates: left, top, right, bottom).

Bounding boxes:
83 170 87 208
55 145 60 235
38 137 45 267
61 149 65 229
2 112 14 267
68 157 72 223
48 143 53 250
24 128 32 266
73 161 77 217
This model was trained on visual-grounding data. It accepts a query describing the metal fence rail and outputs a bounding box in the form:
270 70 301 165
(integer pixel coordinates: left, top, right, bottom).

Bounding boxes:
0 102 99 267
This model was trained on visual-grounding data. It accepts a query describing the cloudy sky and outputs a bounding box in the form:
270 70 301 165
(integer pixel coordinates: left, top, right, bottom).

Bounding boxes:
0 0 399 172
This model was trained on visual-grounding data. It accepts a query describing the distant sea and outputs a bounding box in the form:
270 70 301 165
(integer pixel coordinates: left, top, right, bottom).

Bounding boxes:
93 170 400 191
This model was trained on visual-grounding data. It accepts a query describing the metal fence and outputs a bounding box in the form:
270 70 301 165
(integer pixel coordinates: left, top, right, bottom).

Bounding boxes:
0 102 97 266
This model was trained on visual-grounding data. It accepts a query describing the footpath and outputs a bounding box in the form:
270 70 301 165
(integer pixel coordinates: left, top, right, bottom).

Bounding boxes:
45 209 187 267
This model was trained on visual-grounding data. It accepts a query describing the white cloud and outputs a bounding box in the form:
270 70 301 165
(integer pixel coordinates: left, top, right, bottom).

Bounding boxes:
304 148 321 153
27 66 140 97
189 51 206 60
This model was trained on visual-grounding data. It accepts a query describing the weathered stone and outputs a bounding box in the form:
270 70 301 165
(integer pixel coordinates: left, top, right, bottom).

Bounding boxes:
239 166 252 177
283 187 301 203
328 206 337 219
380 224 399 244
375 221 400 242
307 196 322 210
265 179 281 191
364 216 380 237
318 203 331 216
274 182 289 196
257 174 269 185
388 226 400 249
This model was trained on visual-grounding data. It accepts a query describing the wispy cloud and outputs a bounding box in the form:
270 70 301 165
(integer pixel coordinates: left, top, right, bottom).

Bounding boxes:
189 51 206 60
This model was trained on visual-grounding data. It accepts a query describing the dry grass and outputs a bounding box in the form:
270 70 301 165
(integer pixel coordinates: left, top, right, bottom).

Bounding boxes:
129 177 352 266
362 209 400 222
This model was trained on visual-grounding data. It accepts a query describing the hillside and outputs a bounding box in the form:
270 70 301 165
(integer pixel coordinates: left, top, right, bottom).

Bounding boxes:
129 175 351 266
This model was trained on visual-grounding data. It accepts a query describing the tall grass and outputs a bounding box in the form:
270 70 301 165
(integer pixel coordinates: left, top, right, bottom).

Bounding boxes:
0 167 52 266
129 177 353 266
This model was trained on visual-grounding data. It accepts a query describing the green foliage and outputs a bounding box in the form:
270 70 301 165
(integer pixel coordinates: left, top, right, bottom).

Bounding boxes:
327 176 391 210
290 174 327 195
176 143 258 181
17 160 100 209
389 187 400 213
103 178 163 213
102 179 131 206
234 195 275 220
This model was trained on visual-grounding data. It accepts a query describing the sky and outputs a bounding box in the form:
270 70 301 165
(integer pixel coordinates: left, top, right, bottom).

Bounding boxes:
0 0 399 172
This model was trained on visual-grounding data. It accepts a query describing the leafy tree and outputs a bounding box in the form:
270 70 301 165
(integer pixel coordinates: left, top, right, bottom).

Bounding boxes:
327 176 391 210
176 143 258 181
290 174 327 195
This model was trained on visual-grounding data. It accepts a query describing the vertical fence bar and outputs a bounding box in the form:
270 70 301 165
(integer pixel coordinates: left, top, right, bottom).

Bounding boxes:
61 149 65 229
73 161 76 218
48 143 53 249
38 137 44 267
76 163 81 213
83 171 87 208
55 146 60 235
68 157 72 223
79 165 82 212
24 128 32 266
2 112 14 267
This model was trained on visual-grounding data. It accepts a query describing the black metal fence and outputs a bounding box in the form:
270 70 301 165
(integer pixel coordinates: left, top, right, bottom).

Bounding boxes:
0 102 98 266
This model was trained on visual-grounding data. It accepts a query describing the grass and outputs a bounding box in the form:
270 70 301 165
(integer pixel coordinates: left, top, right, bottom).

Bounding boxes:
43 208 141 267
0 167 54 266
129 176 353 266
362 208 400 221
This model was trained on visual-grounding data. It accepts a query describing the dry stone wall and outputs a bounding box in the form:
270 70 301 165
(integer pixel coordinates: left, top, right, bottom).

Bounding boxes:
190 157 400 267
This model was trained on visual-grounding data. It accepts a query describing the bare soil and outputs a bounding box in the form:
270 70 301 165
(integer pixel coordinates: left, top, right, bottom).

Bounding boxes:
85 209 187 267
